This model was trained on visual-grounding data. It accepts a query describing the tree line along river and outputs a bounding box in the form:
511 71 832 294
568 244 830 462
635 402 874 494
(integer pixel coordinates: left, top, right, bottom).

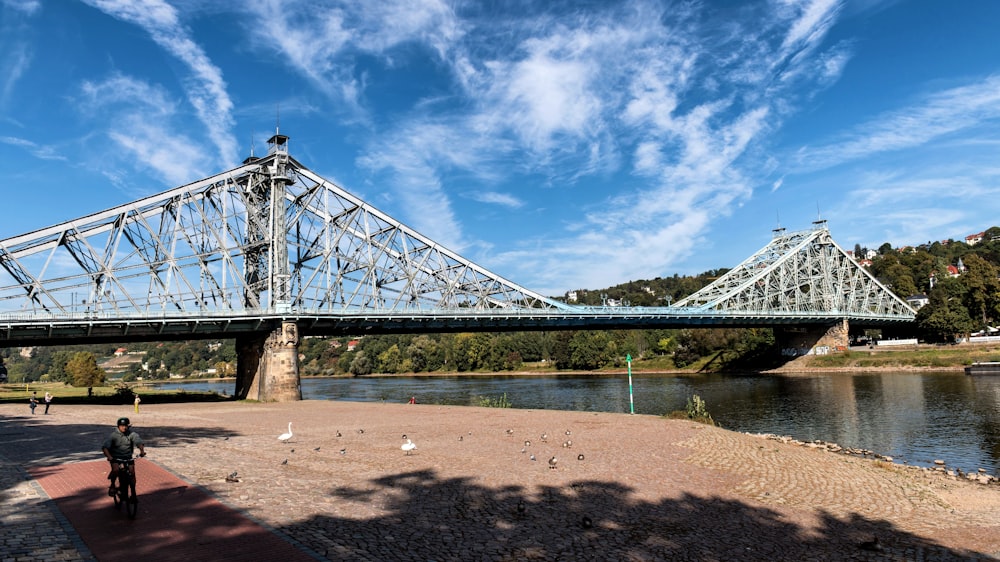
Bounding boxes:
154 370 1000 476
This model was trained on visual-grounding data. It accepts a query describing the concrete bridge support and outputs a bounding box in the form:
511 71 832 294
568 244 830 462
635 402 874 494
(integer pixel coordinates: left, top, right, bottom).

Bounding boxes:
776 319 849 358
234 321 302 401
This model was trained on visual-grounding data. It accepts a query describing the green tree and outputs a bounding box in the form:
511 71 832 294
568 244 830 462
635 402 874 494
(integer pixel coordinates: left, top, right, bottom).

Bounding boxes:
349 352 372 376
377 344 402 373
883 263 918 299
916 288 975 342
406 335 437 372
568 331 611 370
65 351 106 389
961 253 1000 328
47 350 76 383
337 351 355 374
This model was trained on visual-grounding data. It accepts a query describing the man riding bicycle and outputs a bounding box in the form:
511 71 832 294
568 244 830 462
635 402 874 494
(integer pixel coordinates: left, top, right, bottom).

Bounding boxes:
102 417 146 496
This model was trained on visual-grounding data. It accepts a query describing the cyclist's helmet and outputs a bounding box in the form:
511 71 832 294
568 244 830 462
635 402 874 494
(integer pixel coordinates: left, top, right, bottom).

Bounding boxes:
117 417 131 427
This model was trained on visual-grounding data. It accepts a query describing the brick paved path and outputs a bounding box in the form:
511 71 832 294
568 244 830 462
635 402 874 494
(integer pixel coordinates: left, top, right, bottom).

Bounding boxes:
28 459 316 562
3 400 1000 561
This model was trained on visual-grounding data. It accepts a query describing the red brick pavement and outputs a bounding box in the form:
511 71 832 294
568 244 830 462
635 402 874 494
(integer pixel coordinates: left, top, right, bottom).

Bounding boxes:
28 459 316 562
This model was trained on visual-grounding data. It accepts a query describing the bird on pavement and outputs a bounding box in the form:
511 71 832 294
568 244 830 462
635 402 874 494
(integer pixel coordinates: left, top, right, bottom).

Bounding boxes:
281 459 288 465
548 456 558 469
225 471 239 483
278 422 293 443
402 438 417 455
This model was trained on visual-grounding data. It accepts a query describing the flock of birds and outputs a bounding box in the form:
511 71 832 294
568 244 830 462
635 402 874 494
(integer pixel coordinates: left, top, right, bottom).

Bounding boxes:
266 422 585 467
223 419 594 522
228 420 894 550
213 418 611 537
233 420 591 478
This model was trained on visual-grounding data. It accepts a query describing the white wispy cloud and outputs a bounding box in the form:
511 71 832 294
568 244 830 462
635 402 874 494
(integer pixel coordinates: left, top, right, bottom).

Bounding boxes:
356 121 476 249
243 0 462 116
79 74 212 187
0 135 65 161
1 0 40 15
235 0 850 291
466 191 524 209
796 75 1000 171
780 0 842 55
81 0 237 166
0 44 31 105
821 156 1000 250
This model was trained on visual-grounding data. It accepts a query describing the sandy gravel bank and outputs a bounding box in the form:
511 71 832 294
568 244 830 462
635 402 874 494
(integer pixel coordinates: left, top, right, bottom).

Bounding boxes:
3 401 999 560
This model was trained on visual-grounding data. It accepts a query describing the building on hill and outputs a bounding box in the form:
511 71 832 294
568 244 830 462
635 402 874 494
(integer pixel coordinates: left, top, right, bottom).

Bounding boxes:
906 294 929 309
967 231 985 245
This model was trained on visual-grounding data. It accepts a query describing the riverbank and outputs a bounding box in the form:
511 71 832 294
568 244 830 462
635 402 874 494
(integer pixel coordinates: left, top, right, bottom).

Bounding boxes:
2 400 999 560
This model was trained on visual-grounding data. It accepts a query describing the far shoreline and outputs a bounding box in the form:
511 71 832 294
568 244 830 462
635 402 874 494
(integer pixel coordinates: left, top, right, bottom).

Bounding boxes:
150 363 967 386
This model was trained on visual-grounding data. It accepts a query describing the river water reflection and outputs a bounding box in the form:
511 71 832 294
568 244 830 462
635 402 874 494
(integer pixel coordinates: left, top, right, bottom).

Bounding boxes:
155 371 1000 475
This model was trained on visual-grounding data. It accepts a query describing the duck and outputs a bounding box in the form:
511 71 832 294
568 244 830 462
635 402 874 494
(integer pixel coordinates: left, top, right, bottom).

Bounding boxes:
401 438 417 455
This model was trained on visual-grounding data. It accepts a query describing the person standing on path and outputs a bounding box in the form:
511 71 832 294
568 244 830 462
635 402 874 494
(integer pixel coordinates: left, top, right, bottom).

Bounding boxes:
134 394 141 413
29 392 38 414
44 392 52 414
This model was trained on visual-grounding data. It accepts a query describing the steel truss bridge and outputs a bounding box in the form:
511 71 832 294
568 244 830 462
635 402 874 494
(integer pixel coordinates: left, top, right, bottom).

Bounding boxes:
0 133 914 348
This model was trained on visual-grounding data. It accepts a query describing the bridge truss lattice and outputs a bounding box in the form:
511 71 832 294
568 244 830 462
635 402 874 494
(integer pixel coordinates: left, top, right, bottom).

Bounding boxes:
675 222 916 322
0 134 567 319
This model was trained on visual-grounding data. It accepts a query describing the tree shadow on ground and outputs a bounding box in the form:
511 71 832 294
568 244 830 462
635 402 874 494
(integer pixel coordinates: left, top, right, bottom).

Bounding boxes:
278 469 996 561
0 413 241 466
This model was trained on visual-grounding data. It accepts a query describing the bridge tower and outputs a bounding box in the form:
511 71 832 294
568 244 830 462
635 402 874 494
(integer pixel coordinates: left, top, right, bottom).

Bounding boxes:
234 131 301 402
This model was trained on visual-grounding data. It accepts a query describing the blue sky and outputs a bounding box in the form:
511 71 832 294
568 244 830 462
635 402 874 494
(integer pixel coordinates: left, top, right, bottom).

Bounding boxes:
2 0 1000 297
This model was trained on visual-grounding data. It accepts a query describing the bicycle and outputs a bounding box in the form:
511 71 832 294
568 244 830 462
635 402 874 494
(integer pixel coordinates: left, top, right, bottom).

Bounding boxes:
109 455 143 518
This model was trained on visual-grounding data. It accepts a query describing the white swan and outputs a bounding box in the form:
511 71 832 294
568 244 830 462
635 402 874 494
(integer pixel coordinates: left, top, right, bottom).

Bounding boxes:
401 438 417 455
278 422 293 442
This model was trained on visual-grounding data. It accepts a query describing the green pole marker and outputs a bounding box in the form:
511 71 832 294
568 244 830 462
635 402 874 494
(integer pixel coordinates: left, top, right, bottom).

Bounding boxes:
626 354 634 414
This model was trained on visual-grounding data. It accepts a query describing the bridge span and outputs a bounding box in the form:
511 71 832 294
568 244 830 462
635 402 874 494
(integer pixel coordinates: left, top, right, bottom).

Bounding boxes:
0 306 911 348
0 133 915 400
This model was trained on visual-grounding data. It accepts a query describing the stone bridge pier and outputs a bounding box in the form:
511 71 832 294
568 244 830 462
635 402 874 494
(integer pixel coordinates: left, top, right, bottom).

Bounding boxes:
234 321 302 401
775 319 850 359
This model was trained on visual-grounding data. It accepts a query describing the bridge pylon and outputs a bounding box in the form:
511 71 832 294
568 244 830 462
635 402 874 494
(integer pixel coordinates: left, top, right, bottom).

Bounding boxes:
676 220 916 355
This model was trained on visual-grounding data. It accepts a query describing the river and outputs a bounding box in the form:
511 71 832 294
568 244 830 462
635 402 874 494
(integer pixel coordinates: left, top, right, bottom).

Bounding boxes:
153 371 1000 475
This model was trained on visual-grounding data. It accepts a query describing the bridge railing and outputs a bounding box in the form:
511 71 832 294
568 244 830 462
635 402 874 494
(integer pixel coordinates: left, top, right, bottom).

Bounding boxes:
0 305 910 323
